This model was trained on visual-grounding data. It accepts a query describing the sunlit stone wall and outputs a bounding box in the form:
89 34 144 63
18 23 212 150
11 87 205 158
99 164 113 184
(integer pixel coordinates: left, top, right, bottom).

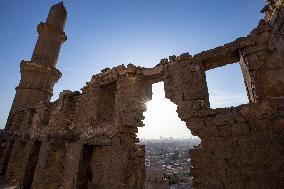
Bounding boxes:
0 1 284 189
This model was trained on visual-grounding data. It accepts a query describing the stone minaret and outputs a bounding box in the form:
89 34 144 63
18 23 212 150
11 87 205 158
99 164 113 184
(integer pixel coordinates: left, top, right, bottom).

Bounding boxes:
8 2 67 119
31 2 67 67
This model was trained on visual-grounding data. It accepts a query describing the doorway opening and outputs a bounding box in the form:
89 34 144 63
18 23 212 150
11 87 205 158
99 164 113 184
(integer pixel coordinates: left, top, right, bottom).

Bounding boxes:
138 82 200 189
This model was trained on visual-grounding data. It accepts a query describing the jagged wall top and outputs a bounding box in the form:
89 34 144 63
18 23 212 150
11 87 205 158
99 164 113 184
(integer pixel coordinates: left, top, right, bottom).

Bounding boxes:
262 0 284 20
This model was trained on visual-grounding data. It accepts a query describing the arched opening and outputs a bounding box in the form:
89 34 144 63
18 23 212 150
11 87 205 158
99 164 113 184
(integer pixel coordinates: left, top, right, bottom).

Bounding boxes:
138 82 200 189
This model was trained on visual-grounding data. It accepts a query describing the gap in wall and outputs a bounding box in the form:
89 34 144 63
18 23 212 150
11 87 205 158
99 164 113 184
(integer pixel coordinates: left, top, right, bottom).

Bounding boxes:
205 63 249 108
138 82 200 188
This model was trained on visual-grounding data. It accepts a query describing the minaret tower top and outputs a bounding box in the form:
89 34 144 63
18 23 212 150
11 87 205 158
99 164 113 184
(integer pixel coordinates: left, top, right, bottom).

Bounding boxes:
46 2 67 31
31 1 67 67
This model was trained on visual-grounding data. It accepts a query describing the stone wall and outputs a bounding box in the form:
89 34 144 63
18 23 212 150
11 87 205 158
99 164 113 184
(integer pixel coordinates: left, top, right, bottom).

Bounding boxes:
0 1 284 189
161 4 284 188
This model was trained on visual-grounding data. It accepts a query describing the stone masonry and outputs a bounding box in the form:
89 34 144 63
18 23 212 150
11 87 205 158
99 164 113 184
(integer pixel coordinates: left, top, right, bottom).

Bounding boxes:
0 1 284 188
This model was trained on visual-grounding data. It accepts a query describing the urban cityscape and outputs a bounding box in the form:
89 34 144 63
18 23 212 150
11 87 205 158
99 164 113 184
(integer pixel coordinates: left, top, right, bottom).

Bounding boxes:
140 137 201 189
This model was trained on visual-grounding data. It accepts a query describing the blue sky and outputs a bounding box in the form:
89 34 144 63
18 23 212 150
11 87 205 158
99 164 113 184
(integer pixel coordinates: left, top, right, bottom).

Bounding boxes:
0 0 265 137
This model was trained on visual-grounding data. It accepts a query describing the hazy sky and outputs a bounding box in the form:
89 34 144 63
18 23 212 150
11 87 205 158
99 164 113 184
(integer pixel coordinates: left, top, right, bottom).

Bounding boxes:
0 0 265 138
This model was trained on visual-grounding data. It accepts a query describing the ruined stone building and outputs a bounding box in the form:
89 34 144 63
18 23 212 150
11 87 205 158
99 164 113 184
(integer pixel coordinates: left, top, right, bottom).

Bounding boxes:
0 1 284 188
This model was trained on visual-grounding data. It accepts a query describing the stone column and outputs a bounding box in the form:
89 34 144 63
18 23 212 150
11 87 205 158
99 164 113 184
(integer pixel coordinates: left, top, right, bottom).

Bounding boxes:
31 141 68 189
116 75 150 189
5 140 27 185
31 141 51 189
17 141 41 189
63 142 83 189
164 61 209 188
0 140 14 176
164 61 209 135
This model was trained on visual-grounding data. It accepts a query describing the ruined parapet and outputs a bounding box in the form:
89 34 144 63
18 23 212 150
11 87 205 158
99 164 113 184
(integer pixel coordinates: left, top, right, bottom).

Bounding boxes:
262 0 284 20
45 91 81 140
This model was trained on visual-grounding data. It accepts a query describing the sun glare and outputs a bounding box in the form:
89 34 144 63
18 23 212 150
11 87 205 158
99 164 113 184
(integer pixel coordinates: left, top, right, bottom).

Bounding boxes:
138 82 198 139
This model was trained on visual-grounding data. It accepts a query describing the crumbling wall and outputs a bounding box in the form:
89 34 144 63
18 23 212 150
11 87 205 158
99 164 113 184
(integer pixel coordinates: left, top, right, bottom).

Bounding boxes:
0 139 14 177
5 140 27 185
33 141 67 189
20 141 42 189
161 5 284 188
1 1 284 189
1 65 148 189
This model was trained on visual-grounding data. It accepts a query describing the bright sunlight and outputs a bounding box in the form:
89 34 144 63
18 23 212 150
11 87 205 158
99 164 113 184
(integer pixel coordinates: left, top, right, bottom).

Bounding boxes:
138 82 198 139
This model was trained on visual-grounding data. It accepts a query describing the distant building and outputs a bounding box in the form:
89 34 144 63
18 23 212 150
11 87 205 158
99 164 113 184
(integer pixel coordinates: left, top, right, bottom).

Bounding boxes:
145 164 169 189
173 149 180 160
